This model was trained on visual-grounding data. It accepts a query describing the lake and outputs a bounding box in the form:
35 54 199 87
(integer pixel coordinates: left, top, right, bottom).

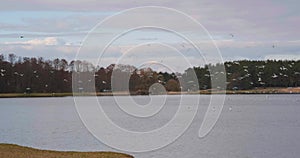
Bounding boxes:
1 95 300 158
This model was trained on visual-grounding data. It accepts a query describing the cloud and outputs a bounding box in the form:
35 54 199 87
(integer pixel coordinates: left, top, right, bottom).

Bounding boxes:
264 54 300 61
4 37 65 46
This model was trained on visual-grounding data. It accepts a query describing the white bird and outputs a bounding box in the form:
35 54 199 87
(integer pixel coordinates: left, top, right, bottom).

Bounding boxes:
258 65 265 69
234 61 240 65
258 77 262 82
272 74 278 78
280 66 288 71
244 73 251 77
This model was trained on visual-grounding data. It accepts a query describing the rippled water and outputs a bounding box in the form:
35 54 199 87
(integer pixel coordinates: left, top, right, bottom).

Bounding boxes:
0 95 300 158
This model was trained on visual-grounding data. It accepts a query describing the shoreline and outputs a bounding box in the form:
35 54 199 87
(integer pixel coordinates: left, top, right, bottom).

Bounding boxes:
0 143 133 158
0 87 300 98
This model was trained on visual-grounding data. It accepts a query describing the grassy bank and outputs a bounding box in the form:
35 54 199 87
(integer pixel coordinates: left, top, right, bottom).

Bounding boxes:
0 87 300 98
0 144 133 158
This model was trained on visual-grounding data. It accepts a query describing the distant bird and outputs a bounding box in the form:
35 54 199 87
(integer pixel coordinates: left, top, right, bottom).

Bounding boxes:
230 33 234 37
272 74 278 78
20 35 24 39
258 77 262 82
181 43 185 48
272 44 275 48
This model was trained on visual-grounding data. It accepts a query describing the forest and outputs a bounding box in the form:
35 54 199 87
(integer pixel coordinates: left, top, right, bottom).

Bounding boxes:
1 53 300 93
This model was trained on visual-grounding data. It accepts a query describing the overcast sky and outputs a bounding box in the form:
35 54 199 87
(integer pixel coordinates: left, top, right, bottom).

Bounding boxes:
0 0 299 71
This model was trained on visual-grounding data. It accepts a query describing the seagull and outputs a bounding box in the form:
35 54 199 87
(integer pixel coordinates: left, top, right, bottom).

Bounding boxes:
234 61 240 65
181 43 185 48
272 74 278 78
258 77 262 82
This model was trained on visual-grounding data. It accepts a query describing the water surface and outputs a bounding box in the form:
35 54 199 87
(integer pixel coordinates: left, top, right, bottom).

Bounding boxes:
0 95 300 158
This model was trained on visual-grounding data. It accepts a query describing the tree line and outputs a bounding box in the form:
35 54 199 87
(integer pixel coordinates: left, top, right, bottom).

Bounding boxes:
1 54 300 93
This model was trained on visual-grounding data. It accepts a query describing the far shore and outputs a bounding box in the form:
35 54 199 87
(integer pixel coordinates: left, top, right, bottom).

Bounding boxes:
0 87 300 98
0 143 133 158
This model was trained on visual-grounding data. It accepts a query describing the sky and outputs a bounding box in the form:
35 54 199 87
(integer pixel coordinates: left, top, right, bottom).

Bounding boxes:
0 0 300 72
